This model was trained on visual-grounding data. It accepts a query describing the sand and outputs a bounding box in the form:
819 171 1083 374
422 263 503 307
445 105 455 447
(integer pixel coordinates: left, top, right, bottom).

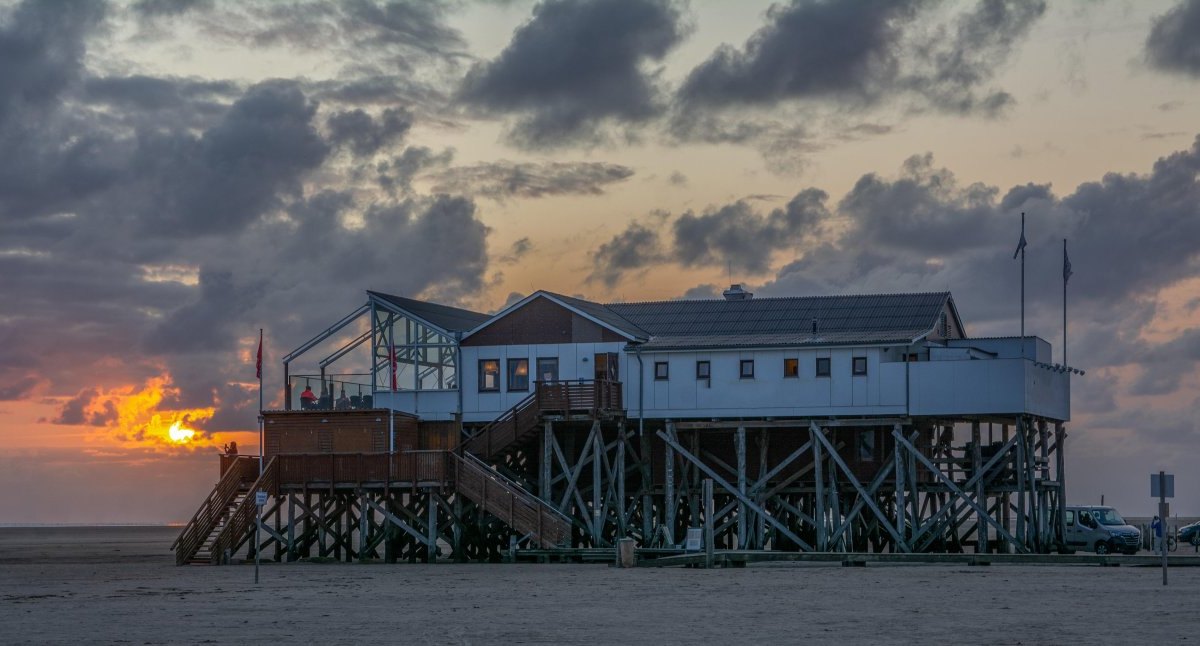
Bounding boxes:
1 526 1197 645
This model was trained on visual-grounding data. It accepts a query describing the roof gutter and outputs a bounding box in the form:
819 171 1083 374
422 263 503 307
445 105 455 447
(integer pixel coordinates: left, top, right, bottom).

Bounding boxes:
634 346 645 438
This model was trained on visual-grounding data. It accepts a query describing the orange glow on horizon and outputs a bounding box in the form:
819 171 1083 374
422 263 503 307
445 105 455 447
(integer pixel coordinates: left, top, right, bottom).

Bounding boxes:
83 375 217 449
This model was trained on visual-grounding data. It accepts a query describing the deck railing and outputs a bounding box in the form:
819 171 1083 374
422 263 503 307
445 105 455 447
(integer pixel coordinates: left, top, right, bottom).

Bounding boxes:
273 451 451 489
172 456 258 565
206 456 280 565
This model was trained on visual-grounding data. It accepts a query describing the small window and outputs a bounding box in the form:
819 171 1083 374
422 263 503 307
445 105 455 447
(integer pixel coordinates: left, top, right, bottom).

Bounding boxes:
783 358 799 378
815 357 831 377
696 360 710 380
654 361 669 380
479 359 499 391
507 358 529 391
740 359 755 379
857 430 876 461
852 357 868 375
536 357 559 382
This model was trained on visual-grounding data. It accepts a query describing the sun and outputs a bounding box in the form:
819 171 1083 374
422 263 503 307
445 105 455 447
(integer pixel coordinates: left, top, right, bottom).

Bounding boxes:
168 419 197 443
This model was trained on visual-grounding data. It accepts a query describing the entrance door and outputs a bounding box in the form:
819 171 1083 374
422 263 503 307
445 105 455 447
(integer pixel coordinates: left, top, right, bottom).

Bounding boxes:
594 352 619 381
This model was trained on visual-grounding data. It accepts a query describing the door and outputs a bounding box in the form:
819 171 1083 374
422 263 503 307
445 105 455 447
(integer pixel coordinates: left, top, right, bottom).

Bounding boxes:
594 352 619 381
536 357 559 383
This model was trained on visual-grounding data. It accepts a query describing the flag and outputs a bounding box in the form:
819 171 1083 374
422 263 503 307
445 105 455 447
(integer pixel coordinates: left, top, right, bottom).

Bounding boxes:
389 340 397 392
1012 230 1027 259
255 329 263 379
1063 241 1073 284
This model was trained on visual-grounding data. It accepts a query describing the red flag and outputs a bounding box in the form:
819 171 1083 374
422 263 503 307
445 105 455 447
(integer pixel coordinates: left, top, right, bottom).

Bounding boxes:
255 329 263 380
389 340 397 392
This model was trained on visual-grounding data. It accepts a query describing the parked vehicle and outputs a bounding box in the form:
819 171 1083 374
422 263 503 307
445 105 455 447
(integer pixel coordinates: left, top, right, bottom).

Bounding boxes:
1180 520 1200 546
1062 506 1141 555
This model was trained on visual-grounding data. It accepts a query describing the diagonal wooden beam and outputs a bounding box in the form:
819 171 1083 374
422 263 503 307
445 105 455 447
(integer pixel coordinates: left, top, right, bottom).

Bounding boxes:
657 430 813 551
364 495 434 547
910 431 1020 546
811 423 908 551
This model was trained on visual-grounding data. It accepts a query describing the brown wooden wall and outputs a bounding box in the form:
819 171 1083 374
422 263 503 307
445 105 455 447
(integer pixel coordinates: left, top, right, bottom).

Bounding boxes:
462 296 626 346
262 410 457 458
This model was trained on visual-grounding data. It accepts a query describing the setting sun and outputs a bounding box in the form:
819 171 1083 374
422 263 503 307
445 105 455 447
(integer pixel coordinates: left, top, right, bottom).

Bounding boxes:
167 420 197 444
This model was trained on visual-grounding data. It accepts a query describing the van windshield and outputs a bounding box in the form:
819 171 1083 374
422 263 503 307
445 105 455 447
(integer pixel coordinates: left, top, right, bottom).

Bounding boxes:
1093 508 1126 525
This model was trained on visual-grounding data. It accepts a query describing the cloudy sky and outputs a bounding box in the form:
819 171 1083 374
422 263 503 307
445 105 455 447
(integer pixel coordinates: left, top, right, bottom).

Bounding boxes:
1 0 1198 523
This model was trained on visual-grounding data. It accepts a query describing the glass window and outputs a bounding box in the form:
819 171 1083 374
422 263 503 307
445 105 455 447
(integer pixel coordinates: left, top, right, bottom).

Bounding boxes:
783 358 799 378
507 358 529 391
853 357 868 375
595 353 619 381
740 359 754 379
479 359 499 391
815 357 831 377
858 430 876 461
696 360 710 380
654 361 669 380
536 357 559 382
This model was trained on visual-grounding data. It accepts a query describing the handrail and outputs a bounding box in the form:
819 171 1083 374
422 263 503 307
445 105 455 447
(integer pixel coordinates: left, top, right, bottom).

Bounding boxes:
172 456 256 562
449 452 570 548
460 452 571 523
461 380 623 459
205 457 280 565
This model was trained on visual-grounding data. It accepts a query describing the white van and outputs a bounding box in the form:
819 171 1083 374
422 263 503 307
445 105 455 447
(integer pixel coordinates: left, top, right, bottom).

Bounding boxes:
1063 506 1141 555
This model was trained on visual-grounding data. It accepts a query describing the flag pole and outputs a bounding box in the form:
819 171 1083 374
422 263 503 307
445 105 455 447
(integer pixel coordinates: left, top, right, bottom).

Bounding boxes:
1020 212 1026 358
1063 238 1070 367
258 328 264 476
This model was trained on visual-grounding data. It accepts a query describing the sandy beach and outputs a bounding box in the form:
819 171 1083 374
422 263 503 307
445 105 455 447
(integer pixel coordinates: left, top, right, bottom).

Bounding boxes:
1 526 1197 645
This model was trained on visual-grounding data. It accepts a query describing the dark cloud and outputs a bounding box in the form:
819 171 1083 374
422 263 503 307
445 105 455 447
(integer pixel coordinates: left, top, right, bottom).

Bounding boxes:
131 0 214 18
1145 0 1200 78
676 0 1043 116
673 188 830 273
82 75 238 113
375 145 455 196
326 107 413 157
588 223 665 287
458 0 688 147
428 160 634 199
498 237 533 264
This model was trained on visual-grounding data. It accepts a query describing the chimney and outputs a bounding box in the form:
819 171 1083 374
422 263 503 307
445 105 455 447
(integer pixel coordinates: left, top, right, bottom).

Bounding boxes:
811 318 818 335
723 284 753 301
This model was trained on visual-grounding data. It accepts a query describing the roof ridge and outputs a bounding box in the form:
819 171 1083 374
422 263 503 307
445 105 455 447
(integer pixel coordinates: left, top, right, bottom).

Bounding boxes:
604 290 951 308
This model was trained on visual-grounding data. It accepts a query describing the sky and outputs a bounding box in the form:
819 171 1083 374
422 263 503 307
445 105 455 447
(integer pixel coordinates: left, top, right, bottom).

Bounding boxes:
1 0 1199 524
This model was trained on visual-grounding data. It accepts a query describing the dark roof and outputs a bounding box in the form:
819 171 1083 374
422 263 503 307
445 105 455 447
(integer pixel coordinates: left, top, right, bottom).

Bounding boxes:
605 292 952 348
368 290 491 334
545 292 649 340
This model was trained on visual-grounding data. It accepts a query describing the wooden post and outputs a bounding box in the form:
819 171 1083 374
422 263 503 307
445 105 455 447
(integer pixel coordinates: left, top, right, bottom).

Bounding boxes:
736 426 747 550
358 492 368 561
972 421 986 554
703 478 714 569
812 424 826 551
664 422 676 546
592 421 603 545
1055 422 1066 551
427 492 437 563
894 423 906 552
287 493 296 562
617 421 627 536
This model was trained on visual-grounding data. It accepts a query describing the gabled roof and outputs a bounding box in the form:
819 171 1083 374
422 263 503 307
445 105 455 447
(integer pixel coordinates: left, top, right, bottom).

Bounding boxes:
368 290 490 334
462 290 647 341
606 292 956 350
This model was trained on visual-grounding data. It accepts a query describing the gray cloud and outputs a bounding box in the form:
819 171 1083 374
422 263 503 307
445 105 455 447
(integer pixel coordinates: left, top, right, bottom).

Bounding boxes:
428 160 634 199
1145 0 1200 78
375 145 455 196
673 188 831 273
676 0 1043 116
326 107 413 157
458 0 688 147
588 223 665 287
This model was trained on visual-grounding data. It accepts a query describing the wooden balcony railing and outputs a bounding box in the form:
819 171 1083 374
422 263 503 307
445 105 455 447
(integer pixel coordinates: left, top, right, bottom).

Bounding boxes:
206 457 280 565
272 451 451 489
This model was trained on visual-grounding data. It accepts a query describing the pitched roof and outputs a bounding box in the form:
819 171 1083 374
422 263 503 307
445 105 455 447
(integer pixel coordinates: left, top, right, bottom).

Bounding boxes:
545 292 649 340
367 290 490 334
605 292 953 349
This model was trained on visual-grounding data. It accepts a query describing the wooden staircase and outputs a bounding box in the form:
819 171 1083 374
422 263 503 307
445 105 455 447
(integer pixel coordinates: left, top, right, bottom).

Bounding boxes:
202 457 279 565
172 456 258 565
449 452 570 548
462 379 622 460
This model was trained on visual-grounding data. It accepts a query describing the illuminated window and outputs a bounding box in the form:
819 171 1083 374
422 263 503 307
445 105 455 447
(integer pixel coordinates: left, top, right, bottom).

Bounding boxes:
815 357 831 377
654 361 669 380
507 358 529 391
479 360 499 392
783 358 799 378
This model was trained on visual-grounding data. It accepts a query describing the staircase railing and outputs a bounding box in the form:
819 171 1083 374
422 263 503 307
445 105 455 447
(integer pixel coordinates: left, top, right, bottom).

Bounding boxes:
449 452 570 548
462 380 623 459
172 456 257 564
204 456 280 565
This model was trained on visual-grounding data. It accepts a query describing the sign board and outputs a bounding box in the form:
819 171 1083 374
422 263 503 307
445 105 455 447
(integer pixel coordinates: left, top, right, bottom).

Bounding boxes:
684 527 702 552
255 490 269 507
1151 473 1174 499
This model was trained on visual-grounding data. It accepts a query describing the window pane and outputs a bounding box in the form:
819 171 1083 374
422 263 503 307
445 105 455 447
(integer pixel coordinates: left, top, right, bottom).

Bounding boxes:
655 362 669 380
479 360 499 391
740 359 754 378
696 361 710 379
783 358 798 377
816 357 831 377
507 358 529 391
536 358 559 382
853 357 867 375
